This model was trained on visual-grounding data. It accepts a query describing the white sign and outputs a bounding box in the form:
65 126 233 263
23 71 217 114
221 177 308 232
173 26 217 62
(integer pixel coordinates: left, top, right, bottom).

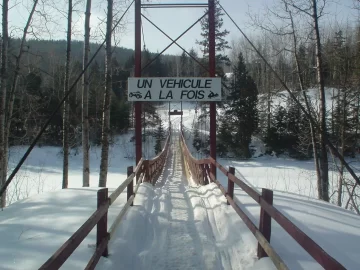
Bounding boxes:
127 77 221 101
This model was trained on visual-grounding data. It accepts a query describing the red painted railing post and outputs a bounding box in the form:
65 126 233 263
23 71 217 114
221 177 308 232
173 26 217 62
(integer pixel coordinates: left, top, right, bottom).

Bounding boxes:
209 0 217 180
97 188 109 257
227 167 235 205
134 0 142 166
127 166 134 206
257 188 273 258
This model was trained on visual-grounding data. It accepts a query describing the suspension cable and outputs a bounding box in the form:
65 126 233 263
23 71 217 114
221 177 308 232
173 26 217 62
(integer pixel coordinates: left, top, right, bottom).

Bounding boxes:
141 19 146 50
141 11 208 72
0 0 135 198
141 13 231 93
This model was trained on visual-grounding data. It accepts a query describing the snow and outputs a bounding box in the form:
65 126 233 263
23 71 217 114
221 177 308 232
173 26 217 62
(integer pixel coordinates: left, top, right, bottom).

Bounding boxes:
5 132 154 206
1 102 360 269
262 87 339 113
0 187 129 269
218 154 360 207
231 189 360 269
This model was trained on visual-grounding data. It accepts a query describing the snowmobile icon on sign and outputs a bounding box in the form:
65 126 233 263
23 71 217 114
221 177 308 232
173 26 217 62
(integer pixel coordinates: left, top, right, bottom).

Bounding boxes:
208 91 219 99
129 91 142 99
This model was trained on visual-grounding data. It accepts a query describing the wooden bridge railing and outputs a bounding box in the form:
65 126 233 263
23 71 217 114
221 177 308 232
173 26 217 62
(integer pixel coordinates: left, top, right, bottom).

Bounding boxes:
147 130 171 185
39 132 171 270
180 131 210 185
179 131 346 270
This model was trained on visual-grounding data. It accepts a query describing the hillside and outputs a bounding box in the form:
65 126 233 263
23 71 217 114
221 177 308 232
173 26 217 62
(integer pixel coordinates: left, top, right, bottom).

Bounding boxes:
9 38 176 71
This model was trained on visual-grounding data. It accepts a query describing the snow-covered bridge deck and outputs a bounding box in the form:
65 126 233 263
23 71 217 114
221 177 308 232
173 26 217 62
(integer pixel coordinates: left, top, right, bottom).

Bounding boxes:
96 138 255 270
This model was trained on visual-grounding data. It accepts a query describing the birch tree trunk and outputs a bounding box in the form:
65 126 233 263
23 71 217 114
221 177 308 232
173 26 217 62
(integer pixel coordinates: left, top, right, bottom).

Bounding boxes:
99 0 113 187
0 0 9 207
338 92 346 206
312 0 329 201
267 71 271 132
82 0 92 187
3 0 39 201
63 0 73 189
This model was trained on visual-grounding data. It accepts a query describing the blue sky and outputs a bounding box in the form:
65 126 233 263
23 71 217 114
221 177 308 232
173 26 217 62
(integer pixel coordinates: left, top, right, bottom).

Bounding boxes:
6 0 358 56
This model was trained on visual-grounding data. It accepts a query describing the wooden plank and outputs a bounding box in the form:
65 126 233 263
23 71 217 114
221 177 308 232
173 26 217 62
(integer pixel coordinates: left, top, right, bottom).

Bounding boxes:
97 188 108 257
210 157 231 176
182 151 191 181
147 134 170 184
212 158 345 269
134 158 144 174
108 195 135 240
85 234 109 270
180 132 211 185
258 188 273 258
211 178 289 270
108 174 134 205
179 130 344 269
134 174 143 193
227 167 235 205
214 179 228 198
127 166 134 206
254 230 289 270
39 201 109 269
258 197 346 269
228 173 261 203
108 174 144 240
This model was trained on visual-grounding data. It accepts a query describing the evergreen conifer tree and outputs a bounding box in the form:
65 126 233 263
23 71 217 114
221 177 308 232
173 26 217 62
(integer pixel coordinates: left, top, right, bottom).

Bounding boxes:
188 48 200 77
264 105 286 154
154 119 165 155
217 117 232 156
221 52 258 158
180 51 189 77
265 97 309 158
196 2 230 65
196 2 231 77
192 124 202 152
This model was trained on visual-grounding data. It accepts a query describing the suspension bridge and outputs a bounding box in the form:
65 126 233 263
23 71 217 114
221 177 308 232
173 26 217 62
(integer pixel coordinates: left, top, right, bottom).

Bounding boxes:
36 121 347 270
0 1 358 269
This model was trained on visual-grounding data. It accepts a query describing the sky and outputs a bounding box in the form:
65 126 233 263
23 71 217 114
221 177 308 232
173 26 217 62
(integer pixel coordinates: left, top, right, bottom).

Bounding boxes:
5 0 359 56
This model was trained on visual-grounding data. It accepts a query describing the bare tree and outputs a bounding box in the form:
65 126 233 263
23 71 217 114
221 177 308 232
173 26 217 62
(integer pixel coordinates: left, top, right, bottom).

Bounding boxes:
249 0 327 199
309 0 329 201
63 0 73 189
0 0 9 207
82 0 91 187
283 2 322 199
99 0 113 187
253 0 330 201
3 0 40 200
338 91 347 206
